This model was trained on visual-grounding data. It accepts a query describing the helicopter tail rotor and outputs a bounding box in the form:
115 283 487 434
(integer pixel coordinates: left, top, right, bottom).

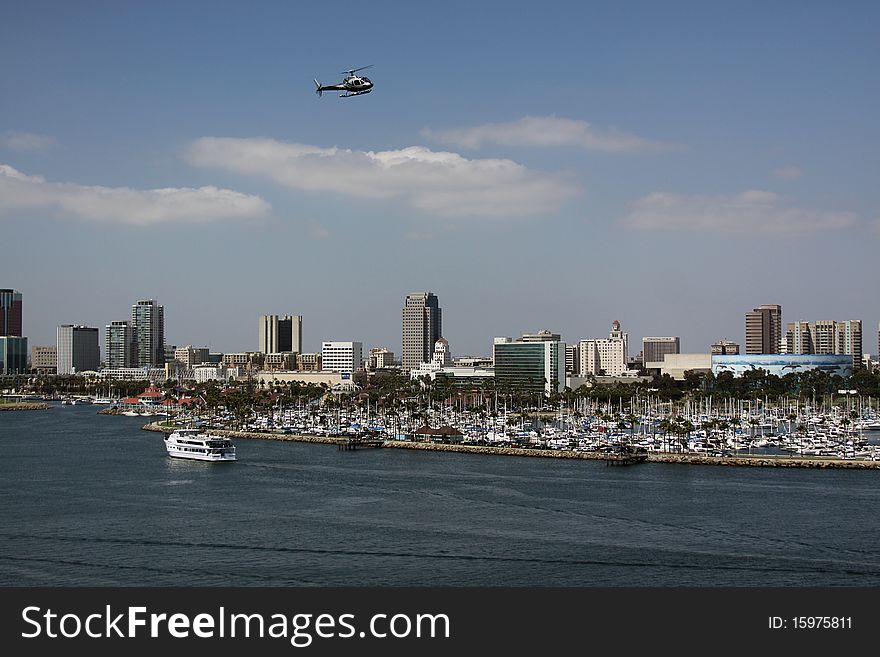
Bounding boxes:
314 79 322 97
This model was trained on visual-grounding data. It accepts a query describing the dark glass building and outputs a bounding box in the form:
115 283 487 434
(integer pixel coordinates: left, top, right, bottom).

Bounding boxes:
0 289 23 337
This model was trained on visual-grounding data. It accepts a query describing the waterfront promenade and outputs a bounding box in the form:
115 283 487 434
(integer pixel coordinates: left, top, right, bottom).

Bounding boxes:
140 422 880 469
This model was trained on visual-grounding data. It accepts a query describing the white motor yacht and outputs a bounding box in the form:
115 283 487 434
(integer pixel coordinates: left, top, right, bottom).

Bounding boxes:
164 428 237 462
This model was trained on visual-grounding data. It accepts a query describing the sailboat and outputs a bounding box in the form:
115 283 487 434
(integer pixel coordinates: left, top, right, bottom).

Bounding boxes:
93 382 117 405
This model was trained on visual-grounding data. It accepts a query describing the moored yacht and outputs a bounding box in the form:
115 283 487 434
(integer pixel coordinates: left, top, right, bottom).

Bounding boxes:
163 428 237 462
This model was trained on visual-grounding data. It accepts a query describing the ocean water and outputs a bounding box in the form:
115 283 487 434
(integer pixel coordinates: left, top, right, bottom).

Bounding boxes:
1 404 879 586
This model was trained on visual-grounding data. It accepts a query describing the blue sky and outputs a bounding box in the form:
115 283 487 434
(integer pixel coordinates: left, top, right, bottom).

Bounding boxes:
2 1 878 358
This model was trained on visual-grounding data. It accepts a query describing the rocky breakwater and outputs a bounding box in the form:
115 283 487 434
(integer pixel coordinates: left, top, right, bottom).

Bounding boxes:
0 402 50 411
381 440 612 461
98 407 124 415
647 453 880 469
375 441 880 469
140 423 342 445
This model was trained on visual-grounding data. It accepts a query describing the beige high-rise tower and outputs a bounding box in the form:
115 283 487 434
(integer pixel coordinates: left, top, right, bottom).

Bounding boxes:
745 304 782 354
259 315 302 354
785 319 862 368
401 292 441 371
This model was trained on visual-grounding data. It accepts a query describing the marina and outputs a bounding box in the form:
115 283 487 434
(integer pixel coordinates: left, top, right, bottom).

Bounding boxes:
128 388 880 468
3 404 880 587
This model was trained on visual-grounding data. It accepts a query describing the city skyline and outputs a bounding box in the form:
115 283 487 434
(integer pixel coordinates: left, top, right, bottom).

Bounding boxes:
6 287 878 363
2 2 878 357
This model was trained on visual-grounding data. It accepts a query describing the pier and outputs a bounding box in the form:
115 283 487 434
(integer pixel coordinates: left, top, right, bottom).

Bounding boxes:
604 453 649 466
337 437 385 451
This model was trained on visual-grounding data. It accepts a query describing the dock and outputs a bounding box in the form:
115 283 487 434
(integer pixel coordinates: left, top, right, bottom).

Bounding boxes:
337 437 385 451
604 453 649 466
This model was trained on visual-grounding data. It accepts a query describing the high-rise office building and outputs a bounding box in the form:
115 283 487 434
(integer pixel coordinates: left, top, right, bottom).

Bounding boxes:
321 341 363 375
642 336 680 364
0 336 28 375
259 315 302 354
57 325 100 375
1 288 26 374
0 288 23 337
131 299 165 368
105 320 136 369
493 338 565 395
785 319 863 368
745 304 782 354
401 292 441 371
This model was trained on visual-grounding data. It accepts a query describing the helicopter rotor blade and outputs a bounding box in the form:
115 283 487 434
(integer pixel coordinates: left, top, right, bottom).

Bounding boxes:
340 64 373 74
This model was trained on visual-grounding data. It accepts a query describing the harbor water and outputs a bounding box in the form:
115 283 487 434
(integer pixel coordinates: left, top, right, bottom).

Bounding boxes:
2 404 879 586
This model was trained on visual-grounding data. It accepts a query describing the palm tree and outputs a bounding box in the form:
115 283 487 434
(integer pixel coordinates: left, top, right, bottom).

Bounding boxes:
626 412 639 445
658 418 675 452
729 416 742 450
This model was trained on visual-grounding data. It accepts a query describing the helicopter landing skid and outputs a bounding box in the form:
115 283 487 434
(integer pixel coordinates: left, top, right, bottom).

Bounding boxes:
340 89 372 98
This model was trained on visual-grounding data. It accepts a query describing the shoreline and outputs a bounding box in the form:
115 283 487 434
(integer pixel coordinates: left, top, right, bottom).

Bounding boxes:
140 423 880 469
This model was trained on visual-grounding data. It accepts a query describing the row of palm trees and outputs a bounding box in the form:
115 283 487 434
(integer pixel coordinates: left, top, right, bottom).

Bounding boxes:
13 368 879 435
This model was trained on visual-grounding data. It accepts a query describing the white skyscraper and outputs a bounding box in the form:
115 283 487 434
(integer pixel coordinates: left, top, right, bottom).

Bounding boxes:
321 341 363 375
579 320 629 376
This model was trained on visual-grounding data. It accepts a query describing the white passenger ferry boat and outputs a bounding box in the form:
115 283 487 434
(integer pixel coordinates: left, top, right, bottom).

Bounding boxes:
163 428 237 462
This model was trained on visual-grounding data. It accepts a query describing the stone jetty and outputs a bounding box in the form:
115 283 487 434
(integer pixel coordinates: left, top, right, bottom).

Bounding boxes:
140 423 880 469
381 441 880 469
0 402 50 411
141 422 342 445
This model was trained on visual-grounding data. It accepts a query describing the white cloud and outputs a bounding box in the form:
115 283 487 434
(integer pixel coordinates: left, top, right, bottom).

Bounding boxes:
773 165 803 180
2 130 57 153
621 190 857 235
183 137 579 218
421 115 682 153
0 164 270 225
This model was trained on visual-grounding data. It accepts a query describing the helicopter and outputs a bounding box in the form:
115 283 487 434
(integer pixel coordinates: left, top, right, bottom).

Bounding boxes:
314 65 374 98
